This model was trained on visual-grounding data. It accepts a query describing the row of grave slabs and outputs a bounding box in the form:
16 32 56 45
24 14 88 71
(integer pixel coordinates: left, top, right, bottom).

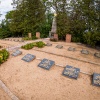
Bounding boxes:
11 50 100 87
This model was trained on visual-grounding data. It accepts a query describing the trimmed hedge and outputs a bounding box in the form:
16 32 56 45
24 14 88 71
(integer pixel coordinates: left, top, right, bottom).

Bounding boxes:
0 49 9 64
21 41 45 50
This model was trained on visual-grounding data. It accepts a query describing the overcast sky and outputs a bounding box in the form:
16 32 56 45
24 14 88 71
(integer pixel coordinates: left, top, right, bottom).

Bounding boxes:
0 0 13 22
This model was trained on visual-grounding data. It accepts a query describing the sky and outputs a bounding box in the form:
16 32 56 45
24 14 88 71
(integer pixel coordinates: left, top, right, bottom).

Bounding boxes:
0 0 13 22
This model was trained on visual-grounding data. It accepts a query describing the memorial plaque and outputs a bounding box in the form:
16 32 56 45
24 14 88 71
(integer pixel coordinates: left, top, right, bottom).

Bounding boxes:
68 47 75 51
94 52 100 58
62 65 80 79
22 54 36 62
12 50 22 56
38 58 55 70
46 43 52 46
56 45 63 49
92 73 100 87
81 49 89 55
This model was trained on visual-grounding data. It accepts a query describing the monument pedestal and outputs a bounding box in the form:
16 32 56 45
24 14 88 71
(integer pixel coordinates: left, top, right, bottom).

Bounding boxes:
54 33 58 41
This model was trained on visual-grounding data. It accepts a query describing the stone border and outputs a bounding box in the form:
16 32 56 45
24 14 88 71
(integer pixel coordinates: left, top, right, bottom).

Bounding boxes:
0 80 19 100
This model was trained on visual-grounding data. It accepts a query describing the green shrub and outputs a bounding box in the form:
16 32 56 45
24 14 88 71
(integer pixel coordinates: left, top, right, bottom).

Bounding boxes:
21 43 34 50
36 41 45 48
83 31 100 47
21 41 45 49
0 49 9 64
32 36 38 40
23 37 32 40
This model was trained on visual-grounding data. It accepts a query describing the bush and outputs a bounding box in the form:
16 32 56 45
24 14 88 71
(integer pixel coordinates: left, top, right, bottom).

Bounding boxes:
21 41 45 49
83 31 100 47
23 37 32 40
32 36 38 40
36 41 45 48
0 49 9 64
21 43 34 50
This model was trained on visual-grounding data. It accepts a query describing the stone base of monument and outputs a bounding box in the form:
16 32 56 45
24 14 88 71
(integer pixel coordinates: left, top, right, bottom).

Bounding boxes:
54 33 58 41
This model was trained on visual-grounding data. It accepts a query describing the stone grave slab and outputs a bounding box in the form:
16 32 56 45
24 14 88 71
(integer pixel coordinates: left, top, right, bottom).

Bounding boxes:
62 65 80 79
68 47 75 51
56 45 63 49
22 54 36 62
38 58 55 70
92 73 100 87
12 50 22 56
46 43 52 46
94 52 100 58
77 43 82 45
81 49 89 55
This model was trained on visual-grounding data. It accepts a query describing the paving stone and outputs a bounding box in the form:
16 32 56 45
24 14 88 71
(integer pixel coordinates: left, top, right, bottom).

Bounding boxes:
81 49 89 55
92 73 100 87
22 54 36 62
62 65 80 79
56 45 63 49
68 47 75 51
94 52 100 58
38 58 55 70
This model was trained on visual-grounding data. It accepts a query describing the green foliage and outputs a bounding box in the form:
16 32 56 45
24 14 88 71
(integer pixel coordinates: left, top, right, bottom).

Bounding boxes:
83 31 100 47
0 20 12 39
23 36 38 40
23 37 32 40
32 36 38 40
21 41 45 49
36 41 45 48
0 49 9 64
21 43 34 50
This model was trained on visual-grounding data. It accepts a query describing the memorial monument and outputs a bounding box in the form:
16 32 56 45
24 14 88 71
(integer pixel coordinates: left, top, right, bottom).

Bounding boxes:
49 13 58 40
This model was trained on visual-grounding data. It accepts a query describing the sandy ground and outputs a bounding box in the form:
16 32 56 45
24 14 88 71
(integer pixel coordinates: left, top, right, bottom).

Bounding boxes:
0 39 100 100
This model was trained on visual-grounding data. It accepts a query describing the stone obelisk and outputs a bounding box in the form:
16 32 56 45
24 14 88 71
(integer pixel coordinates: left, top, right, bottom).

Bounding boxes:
49 13 57 38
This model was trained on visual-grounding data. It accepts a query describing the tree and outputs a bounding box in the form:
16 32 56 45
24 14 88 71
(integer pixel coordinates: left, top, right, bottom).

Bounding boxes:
10 0 46 37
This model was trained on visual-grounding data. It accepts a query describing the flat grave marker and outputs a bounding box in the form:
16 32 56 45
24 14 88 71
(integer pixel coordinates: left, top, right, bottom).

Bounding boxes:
22 54 36 62
56 45 63 49
62 65 80 79
46 43 52 46
81 49 89 55
68 47 75 51
12 50 22 56
94 52 100 58
38 58 55 70
92 73 100 87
